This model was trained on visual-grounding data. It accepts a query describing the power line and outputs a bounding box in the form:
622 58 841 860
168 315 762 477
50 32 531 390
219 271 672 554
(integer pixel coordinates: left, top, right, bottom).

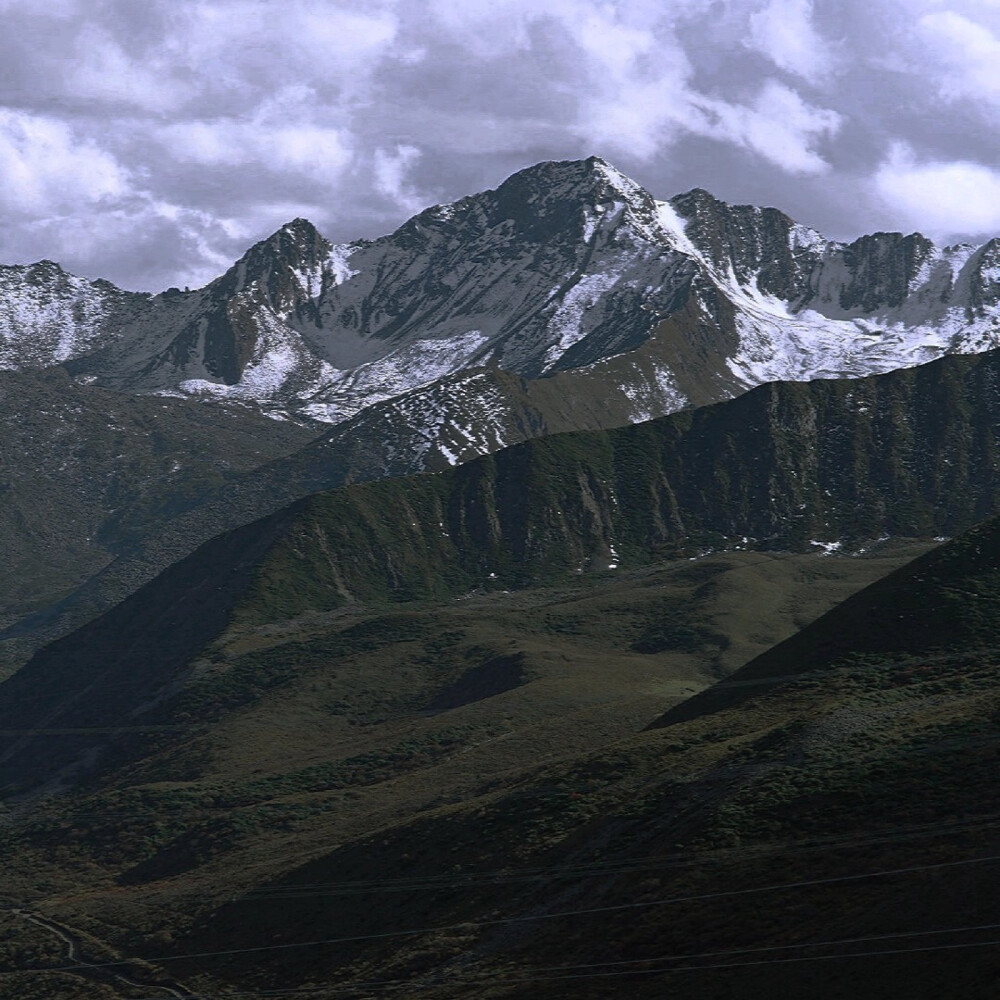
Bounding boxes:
0 725 196 735
112 925 1000 998
23 853 1000 975
10 778 998 912
240 813 1000 901
429 921 1000 976
16 812 998 914
14 730 997 830
477 938 1000 990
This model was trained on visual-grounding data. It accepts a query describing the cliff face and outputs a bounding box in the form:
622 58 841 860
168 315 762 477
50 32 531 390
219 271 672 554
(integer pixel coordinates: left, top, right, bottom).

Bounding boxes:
240 346 1000 623
5 344 1000 797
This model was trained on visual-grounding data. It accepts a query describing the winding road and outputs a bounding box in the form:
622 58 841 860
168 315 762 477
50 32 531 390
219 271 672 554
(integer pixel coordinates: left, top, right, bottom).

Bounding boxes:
8 906 193 998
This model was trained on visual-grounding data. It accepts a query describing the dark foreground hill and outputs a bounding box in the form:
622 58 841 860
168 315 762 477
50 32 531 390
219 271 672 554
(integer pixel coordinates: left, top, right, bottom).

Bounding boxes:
3 517 998 997
0 542 937 1000
168 517 1000 999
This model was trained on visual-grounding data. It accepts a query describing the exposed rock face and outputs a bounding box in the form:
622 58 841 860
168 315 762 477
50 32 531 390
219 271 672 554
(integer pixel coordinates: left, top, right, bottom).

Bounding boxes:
4 157 1000 430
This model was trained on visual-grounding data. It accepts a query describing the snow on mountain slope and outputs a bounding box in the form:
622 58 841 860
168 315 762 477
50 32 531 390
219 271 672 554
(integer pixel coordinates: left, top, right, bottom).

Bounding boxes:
0 261 145 370
665 189 1000 391
306 369 522 475
5 156 1000 432
21 158 701 422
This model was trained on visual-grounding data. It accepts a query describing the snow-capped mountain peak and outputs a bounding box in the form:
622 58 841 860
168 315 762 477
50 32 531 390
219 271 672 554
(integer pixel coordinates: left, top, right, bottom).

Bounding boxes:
5 156 1000 436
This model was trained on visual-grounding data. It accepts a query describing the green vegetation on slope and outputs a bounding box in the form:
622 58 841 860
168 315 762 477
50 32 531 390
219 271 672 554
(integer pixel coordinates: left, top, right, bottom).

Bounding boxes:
655 510 1000 726
0 547 931 1000
8 345 1000 997
172 524 1000 1000
234 347 1000 624
0 367 314 627
12 342 1000 681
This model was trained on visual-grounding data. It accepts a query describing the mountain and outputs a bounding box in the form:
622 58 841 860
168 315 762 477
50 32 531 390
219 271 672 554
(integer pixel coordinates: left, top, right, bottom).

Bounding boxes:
1 504 995 997
11 335 1000 785
6 156 1000 999
0 368 313 632
10 339 1000 681
7 155 1000 663
220 514 992 1000
0 260 143 369
5 157 1000 434
0 361 711 675
652 502 1000 727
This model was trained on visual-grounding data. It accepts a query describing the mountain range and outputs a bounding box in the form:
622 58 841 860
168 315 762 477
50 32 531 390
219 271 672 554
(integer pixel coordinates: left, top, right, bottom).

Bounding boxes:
8 156 1000 664
6 155 1000 429
1 157 999 999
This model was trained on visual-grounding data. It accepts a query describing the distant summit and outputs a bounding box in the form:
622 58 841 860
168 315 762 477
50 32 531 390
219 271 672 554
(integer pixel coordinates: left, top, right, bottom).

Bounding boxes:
2 156 1000 427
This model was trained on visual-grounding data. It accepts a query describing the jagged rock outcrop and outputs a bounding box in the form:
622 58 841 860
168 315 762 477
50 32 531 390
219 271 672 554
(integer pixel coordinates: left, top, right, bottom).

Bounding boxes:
4 157 1000 429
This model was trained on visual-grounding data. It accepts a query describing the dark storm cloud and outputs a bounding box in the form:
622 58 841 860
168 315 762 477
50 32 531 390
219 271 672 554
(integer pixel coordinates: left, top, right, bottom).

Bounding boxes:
2 0 1000 290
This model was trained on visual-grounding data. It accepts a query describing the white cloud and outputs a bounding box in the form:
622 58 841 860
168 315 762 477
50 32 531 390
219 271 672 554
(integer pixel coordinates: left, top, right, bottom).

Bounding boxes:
374 145 426 214
873 142 1000 236
748 0 834 83
424 0 542 57
162 86 353 182
420 2 834 170
69 25 191 113
6 0 1000 290
0 110 128 215
573 10 658 78
21 199 243 292
169 1 399 101
166 119 353 180
57 2 400 115
422 0 709 163
567 4 697 160
918 10 1000 104
0 0 77 14
429 0 708 159
699 80 842 174
577 77 696 160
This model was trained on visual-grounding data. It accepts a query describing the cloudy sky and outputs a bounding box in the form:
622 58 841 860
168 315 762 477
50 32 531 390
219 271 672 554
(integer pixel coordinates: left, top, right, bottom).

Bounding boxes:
2 0 1000 290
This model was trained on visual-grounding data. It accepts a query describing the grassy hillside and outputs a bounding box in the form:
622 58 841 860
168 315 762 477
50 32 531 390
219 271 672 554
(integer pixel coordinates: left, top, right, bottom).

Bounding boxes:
224 345 1000 626
0 374 956 793
162 521 999 1000
0 366 314 631
0 545 931 999
7 348 1000 997
2 516 995 997
654 510 1000 726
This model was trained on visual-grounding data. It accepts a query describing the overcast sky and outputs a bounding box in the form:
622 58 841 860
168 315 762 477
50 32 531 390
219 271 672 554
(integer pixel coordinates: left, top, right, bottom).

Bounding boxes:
2 0 1000 290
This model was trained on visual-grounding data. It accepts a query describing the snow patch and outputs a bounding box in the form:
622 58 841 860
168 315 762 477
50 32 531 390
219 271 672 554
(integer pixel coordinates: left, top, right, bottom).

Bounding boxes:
326 243 360 285
653 200 702 259
810 540 842 556
543 271 623 369
0 264 132 369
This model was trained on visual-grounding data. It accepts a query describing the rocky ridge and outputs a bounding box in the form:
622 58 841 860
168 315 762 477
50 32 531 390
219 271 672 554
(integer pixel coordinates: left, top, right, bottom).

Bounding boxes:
3 157 1000 433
